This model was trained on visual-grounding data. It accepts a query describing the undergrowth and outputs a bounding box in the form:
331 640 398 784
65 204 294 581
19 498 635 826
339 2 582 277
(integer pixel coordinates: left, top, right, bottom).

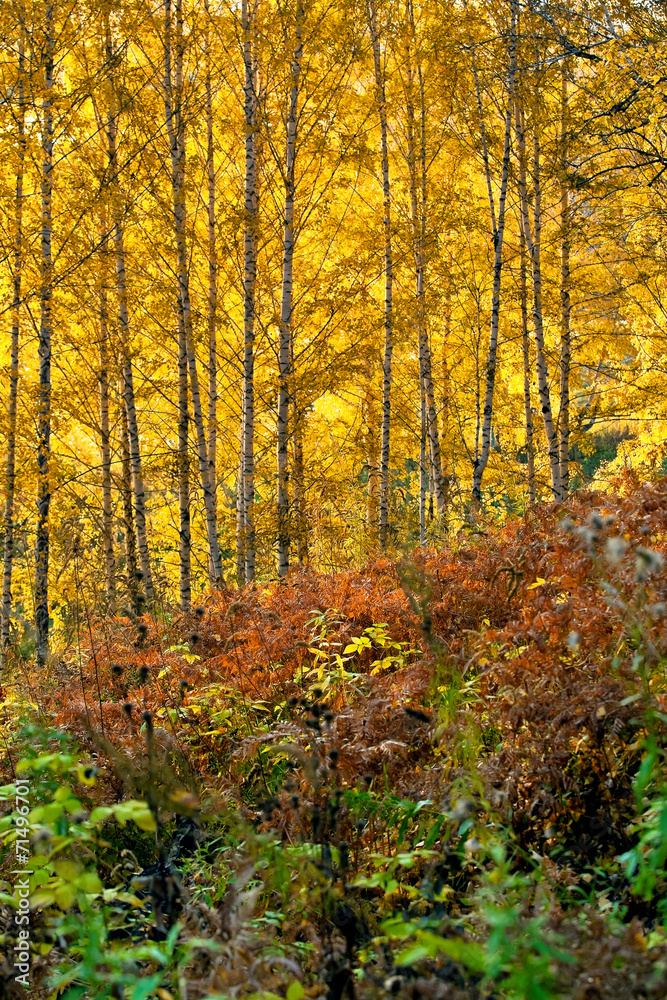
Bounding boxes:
2 473 667 999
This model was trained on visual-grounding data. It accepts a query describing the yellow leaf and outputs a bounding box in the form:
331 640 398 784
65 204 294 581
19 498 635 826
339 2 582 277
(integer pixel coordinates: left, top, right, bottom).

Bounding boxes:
54 884 76 909
287 983 305 1000
133 810 157 832
53 859 83 883
76 871 103 893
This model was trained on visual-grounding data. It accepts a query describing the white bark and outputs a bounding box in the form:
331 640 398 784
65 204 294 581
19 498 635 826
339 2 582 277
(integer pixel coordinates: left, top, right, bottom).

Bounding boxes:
105 18 155 601
2 35 25 656
35 6 54 665
515 98 563 501
99 249 116 611
242 0 258 583
165 0 223 584
519 227 536 503
470 6 517 503
277 0 304 578
205 0 218 527
367 0 394 549
559 66 571 496
177 305 191 609
117 385 140 612
404 16 445 515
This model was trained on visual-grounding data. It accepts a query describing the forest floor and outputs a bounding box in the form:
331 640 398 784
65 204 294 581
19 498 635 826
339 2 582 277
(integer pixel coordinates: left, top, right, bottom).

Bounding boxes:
3 471 667 999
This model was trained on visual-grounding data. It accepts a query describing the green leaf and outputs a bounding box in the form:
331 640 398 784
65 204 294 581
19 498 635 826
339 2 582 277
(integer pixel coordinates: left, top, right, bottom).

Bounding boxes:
425 816 444 848
382 917 418 939
89 806 113 825
130 973 164 1000
395 931 486 973
287 982 305 1000
59 987 88 1000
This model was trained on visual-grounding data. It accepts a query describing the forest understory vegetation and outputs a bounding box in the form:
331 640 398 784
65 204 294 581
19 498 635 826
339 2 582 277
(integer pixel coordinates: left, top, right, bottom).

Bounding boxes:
3 469 667 999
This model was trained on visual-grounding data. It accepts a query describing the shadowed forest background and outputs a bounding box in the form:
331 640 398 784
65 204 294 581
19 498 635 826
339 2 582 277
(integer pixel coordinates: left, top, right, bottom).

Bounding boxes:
3 1 667 999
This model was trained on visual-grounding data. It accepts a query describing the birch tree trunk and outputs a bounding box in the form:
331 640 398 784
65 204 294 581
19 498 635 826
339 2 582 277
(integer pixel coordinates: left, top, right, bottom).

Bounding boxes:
519 227 536 503
292 397 307 565
470 6 517 504
515 98 562 501
440 296 452 511
559 66 571 496
168 1 191 608
120 353 154 599
165 0 223 586
1 34 25 658
419 388 426 545
276 0 304 578
367 0 393 549
242 0 258 583
204 0 218 526
236 396 246 586
35 7 55 666
362 367 378 531
99 248 116 612
118 390 140 613
177 307 191 609
404 16 446 514
114 230 154 600
105 19 155 602
290 326 307 564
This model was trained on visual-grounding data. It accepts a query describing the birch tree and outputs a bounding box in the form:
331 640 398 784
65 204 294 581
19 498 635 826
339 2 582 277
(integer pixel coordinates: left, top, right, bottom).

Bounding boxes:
515 95 562 501
204 0 218 530
276 0 304 578
470 5 517 505
402 4 446 517
519 227 536 503
177 306 192 609
117 391 140 613
367 0 394 549
35 2 55 665
1 28 25 656
104 16 155 602
241 0 258 584
98 231 116 611
164 0 223 586
559 64 572 496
